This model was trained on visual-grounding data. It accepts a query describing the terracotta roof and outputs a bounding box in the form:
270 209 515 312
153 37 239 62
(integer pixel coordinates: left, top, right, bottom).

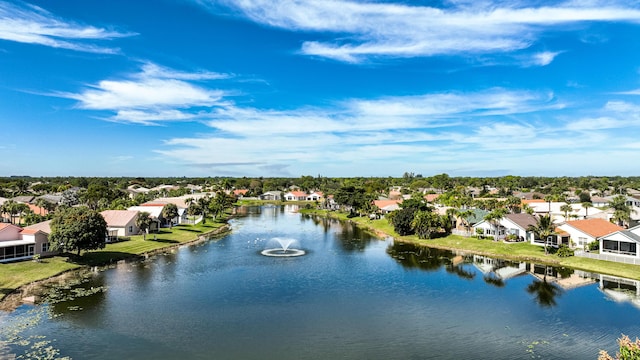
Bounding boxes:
565 218 623 238
0 223 21 232
27 204 48 215
424 194 440 202
373 199 402 209
101 210 139 227
23 220 51 234
522 199 545 204
233 189 249 195
288 191 307 197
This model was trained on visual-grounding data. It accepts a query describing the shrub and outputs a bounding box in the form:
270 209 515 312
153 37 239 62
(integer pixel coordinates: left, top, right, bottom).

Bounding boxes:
588 241 600 251
599 335 640 360
556 245 574 258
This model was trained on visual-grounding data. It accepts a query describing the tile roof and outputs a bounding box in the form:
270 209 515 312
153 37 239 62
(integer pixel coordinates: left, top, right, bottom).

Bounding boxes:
373 199 402 209
505 213 538 230
23 220 52 234
101 210 139 227
565 218 623 238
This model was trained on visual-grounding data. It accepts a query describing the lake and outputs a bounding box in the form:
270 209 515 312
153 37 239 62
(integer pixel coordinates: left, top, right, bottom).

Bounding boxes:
2 205 640 359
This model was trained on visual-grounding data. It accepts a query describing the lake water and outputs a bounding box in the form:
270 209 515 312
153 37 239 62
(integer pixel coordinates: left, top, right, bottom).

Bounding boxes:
2 205 640 359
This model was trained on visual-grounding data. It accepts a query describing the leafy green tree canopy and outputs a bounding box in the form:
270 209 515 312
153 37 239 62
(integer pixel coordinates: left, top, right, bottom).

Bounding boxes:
49 207 107 256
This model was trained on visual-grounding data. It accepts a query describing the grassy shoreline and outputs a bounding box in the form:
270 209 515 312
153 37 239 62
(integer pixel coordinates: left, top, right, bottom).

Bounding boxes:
0 220 230 305
300 208 640 281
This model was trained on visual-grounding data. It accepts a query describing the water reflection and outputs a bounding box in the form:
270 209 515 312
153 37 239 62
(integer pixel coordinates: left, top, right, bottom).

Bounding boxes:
384 241 640 309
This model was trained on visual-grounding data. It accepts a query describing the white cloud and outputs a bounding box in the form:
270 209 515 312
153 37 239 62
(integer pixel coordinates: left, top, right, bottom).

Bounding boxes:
156 88 573 175
0 1 135 53
202 0 640 62
530 51 562 66
59 62 230 124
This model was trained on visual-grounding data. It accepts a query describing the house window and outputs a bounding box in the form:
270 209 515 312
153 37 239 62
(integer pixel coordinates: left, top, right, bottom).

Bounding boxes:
42 242 49 253
129 226 133 233
578 237 587 246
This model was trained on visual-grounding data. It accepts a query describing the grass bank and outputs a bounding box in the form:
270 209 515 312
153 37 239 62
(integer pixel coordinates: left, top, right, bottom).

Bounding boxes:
0 220 230 303
301 208 640 281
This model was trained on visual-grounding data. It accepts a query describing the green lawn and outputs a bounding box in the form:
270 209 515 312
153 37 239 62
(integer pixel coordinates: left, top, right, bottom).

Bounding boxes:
0 220 229 302
301 208 640 281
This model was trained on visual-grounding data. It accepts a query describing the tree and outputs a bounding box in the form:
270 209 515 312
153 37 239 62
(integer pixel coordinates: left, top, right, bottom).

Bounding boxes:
528 214 555 255
484 208 507 241
197 196 211 223
388 207 417 236
582 201 593 219
136 211 153 240
560 203 573 221
1 200 19 224
49 207 107 256
609 195 634 228
411 210 448 239
162 203 179 228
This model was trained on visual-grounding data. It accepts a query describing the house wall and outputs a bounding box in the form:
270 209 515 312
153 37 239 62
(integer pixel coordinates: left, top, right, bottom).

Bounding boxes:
0 226 22 241
22 232 58 257
599 232 639 258
557 224 597 248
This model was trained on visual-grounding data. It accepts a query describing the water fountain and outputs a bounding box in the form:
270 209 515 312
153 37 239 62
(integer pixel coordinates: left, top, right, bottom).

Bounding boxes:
261 237 306 257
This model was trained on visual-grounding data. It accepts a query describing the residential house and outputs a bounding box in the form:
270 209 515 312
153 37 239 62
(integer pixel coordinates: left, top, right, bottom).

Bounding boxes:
590 196 609 207
598 224 640 260
21 220 57 259
0 221 56 263
558 218 623 249
101 210 139 242
524 200 604 222
473 213 537 242
284 191 308 201
306 191 323 201
453 209 488 236
373 199 402 214
233 189 249 198
424 194 440 203
127 205 163 231
259 191 282 201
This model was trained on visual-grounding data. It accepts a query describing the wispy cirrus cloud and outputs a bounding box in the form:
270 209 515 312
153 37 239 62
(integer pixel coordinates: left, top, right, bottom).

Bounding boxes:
200 0 640 63
58 62 232 125
155 88 569 176
0 0 135 53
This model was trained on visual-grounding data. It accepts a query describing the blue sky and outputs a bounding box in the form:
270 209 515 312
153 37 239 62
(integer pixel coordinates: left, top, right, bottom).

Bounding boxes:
2 0 640 178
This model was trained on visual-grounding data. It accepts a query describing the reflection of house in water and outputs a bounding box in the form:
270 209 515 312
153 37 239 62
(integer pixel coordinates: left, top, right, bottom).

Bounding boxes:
598 274 640 309
528 264 596 290
472 255 528 280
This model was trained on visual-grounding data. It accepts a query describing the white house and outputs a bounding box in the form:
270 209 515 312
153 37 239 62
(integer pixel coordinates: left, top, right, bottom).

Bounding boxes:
101 210 139 242
473 213 537 242
260 191 282 201
599 230 640 259
558 218 623 249
284 191 307 201
306 192 323 201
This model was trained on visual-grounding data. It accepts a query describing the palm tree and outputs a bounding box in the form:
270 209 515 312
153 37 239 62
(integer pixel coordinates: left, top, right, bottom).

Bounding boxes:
162 203 179 228
581 202 593 219
136 211 153 240
197 196 211 224
560 203 573 221
608 195 634 228
528 214 555 255
484 208 507 241
456 209 475 233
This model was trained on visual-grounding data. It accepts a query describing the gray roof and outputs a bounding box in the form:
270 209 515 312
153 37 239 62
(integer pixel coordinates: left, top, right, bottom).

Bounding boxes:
12 195 35 203
505 213 538 230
